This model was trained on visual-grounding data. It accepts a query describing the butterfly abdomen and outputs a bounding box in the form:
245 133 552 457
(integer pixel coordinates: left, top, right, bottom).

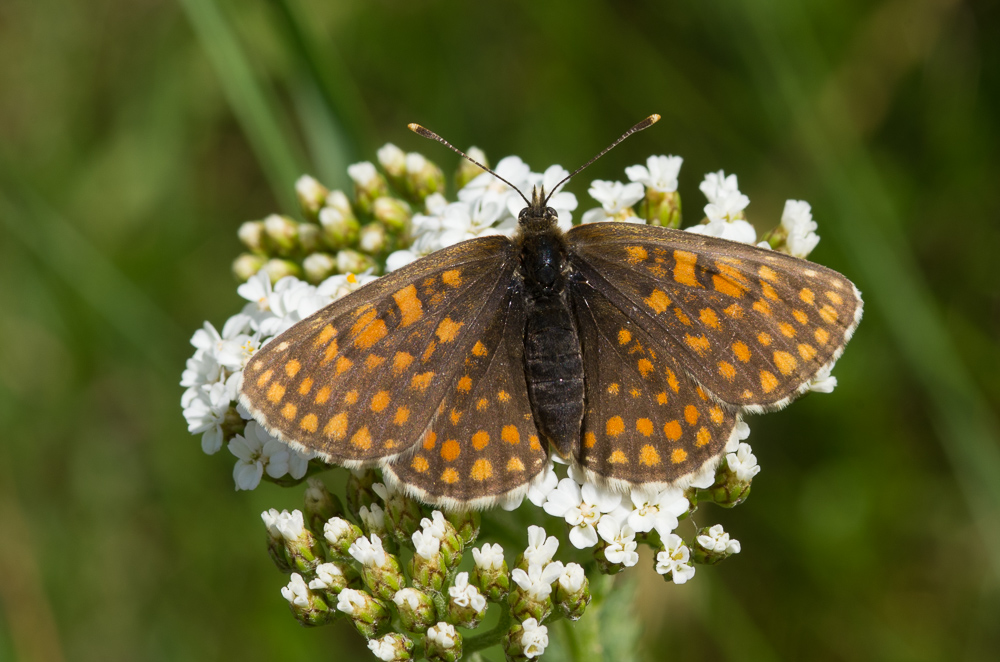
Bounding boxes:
518 219 585 459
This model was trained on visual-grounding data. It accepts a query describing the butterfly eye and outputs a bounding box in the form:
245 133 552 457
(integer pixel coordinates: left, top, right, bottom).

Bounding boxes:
545 207 558 218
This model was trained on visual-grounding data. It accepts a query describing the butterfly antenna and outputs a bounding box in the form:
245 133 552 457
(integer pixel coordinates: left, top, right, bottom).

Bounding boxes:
543 114 661 206
408 123 532 207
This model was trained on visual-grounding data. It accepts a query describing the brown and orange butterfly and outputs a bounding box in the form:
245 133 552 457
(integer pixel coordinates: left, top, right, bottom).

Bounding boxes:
239 116 862 510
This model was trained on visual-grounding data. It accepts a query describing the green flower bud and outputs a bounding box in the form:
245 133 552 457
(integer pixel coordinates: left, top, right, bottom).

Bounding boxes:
593 540 625 575
295 175 330 222
347 161 388 215
705 463 753 508
402 152 445 203
303 477 344 536
504 617 550 661
336 588 390 639
408 539 446 593
455 146 488 190
374 484 425 545
302 252 338 284
372 196 412 232
445 572 488 629
367 632 414 661
232 253 266 282
377 143 407 182
263 214 299 257
262 258 302 283
346 469 379 514
643 189 682 228
318 206 360 249
323 516 364 562
470 542 509 602
553 562 589 621
359 502 388 538
424 622 462 662
261 509 324 575
307 562 349 600
692 525 741 565
336 249 376 275
237 220 268 253
392 587 437 634
358 222 390 255
445 511 480 547
281 573 335 627
349 534 406 601
297 222 322 255
508 562 563 623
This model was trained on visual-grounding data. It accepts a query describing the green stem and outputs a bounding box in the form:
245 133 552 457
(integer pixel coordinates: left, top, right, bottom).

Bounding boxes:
463 606 512 655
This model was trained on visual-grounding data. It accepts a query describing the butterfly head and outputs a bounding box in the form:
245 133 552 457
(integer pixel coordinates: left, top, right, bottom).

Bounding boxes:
517 185 560 232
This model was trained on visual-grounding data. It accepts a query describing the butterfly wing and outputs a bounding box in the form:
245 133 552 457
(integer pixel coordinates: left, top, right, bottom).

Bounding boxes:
567 222 862 412
239 236 518 465
570 276 739 489
383 277 549 509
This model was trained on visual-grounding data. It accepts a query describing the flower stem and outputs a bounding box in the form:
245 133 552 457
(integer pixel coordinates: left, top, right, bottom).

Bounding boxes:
463 606 512 654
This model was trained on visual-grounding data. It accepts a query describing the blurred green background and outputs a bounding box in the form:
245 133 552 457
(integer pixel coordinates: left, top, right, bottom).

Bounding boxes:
2 0 999 660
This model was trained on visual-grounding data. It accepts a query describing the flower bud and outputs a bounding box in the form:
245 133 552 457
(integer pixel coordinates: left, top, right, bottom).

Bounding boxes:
424 622 462 662
372 196 412 232
553 562 590 621
509 561 563 622
347 161 388 215
359 502 387 538
349 534 406 601
238 220 267 253
308 561 349 598
297 222 322 255
336 588 390 639
358 222 390 255
425 511 463 570
592 539 625 575
392 588 436 634
655 533 696 584
303 477 344 535
281 573 335 627
263 214 299 257
402 152 445 204
318 206 360 249
323 516 363 561
346 468 379 514
262 258 302 282
261 508 292 573
504 617 549 661
692 524 741 565
373 483 425 545
408 529 446 593
445 511 480 547
446 572 488 628
367 632 414 661
262 509 324 575
470 542 509 602
232 253 266 282
302 252 338 284
643 189 682 228
296 175 330 222
336 249 376 276
377 143 407 181
455 147 488 190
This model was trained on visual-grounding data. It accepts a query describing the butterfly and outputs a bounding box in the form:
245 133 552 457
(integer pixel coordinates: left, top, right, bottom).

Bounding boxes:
239 115 862 509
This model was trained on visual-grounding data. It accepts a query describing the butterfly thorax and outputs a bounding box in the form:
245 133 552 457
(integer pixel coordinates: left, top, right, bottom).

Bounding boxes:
515 190 585 459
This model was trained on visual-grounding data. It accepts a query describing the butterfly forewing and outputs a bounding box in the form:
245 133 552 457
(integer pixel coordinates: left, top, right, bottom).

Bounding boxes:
567 223 862 411
240 236 518 464
571 277 738 488
384 279 548 508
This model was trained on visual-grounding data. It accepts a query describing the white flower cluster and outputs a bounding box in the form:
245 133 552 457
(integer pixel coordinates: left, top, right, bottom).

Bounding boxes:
411 510 449 559
180 269 376 489
385 156 579 271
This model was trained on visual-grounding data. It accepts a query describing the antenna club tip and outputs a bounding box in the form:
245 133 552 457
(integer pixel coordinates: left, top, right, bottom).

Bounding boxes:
649 114 661 123
407 123 423 133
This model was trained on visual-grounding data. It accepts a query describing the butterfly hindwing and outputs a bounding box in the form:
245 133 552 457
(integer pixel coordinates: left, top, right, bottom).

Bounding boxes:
240 236 518 464
567 222 862 411
571 277 738 488
384 278 548 508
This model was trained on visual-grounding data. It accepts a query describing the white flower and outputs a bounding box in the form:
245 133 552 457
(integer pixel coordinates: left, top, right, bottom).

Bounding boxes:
295 174 326 202
687 459 719 490
280 573 311 608
655 534 696 584
523 526 560 566
359 504 385 532
627 486 690 536
581 180 645 224
309 562 344 590
697 524 741 555
448 572 487 613
324 517 355 545
699 170 741 204
336 588 367 615
426 622 458 649
472 543 505 571
500 463 558 511
180 349 221 390
316 271 377 302
808 365 838 393
704 191 751 224
190 314 255 371
419 510 448 539
411 530 441 559
385 250 418 272
367 635 398 662
726 442 761 481
596 516 639 567
376 143 405 172
393 588 423 611
686 217 755 244
347 161 379 186
348 533 387 567
286 446 312 480
228 421 292 490
237 270 273 318
626 155 683 193
405 151 428 174
256 276 325 337
459 155 532 207
781 199 820 258
520 618 549 658
271 509 305 541
726 419 752 453
511 561 565 601
182 381 231 454
558 562 585 593
543 478 623 548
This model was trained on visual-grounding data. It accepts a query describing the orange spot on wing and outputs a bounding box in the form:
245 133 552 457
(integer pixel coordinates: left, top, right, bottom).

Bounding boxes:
365 354 385 370
476 398 488 411
502 425 520 444
606 416 625 436
696 427 711 447
826 291 844 305
449 408 462 424
761 281 780 300
757 332 772 346
315 324 336 348
671 448 688 464
284 360 301 378
507 457 525 472
394 406 410 424
410 372 434 391
267 383 285 403
800 288 815 304
422 431 437 450
718 361 736 380
421 341 437 362
435 318 464 343
759 265 778 281
472 430 490 450
637 358 654 377
281 403 297 420
607 382 620 395
441 269 462 287
723 303 743 318
760 370 779 393
664 420 682 441
644 289 672 314
350 427 372 450
733 341 751 362
684 405 699 425
640 445 661 466
699 308 720 329
529 435 541 450
324 413 348 440
665 368 680 392
498 390 511 403
344 390 358 405
354 316 388 350
753 299 772 316
773 351 798 375
584 431 597 448
819 305 839 324
656 391 669 405
709 406 724 424
815 328 830 345
392 351 414 374
335 356 352 375
441 468 459 484
299 414 318 433
256 369 273 387
798 343 817 361
625 245 648 264
685 334 711 354
609 450 628 464
297 377 314 395
370 391 390 412
315 386 331 404
618 328 632 345
441 439 460 461
457 376 472 392
713 274 746 298
472 341 488 357
673 250 702 287
792 309 809 324
411 455 429 472
674 307 693 326
779 322 797 338
321 340 340 365
636 418 654 436
393 285 424 327
471 459 493 481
